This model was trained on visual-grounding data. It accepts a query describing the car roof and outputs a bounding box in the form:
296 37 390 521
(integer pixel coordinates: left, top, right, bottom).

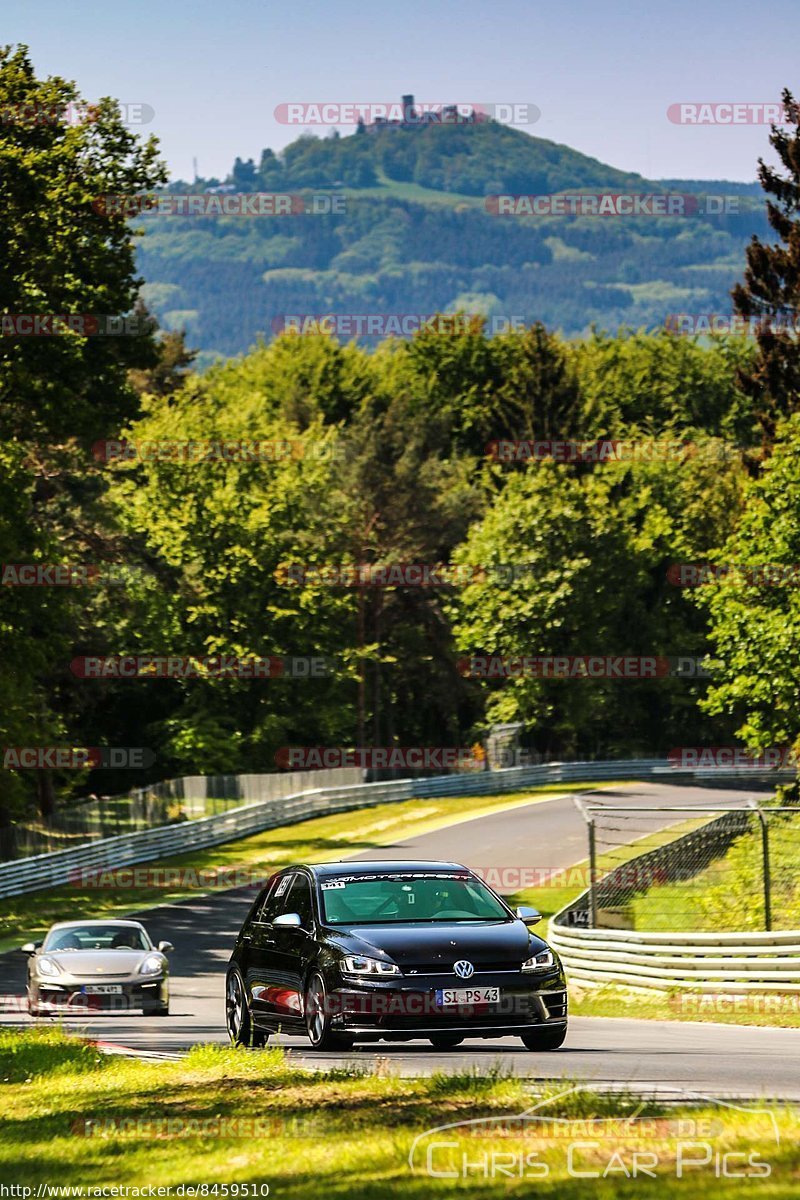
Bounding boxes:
47 919 146 931
307 860 468 877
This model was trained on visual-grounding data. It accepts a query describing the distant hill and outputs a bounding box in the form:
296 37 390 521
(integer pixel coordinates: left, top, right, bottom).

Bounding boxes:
253 118 649 195
136 118 769 362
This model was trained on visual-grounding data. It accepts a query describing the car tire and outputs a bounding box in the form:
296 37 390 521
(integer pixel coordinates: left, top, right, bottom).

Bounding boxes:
225 971 270 1047
144 1004 170 1017
304 971 354 1051
226 969 255 1046
519 1025 567 1051
429 1035 464 1049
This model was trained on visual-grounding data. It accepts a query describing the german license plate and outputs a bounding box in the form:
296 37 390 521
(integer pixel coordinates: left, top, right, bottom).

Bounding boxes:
435 986 499 1005
82 985 123 995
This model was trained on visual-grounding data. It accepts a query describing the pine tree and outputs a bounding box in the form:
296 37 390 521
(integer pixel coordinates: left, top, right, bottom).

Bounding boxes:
733 88 800 439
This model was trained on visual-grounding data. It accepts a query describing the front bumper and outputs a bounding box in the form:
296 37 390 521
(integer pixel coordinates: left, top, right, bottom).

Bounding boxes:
30 976 168 1013
329 970 567 1037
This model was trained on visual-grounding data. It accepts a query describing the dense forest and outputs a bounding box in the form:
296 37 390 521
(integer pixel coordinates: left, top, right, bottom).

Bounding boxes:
138 117 767 360
3 49 800 831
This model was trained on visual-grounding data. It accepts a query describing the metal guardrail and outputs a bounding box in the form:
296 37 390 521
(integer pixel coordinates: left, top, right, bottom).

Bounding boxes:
548 922 800 992
550 797 800 991
0 780 413 900
409 758 671 797
2 766 367 858
0 757 787 902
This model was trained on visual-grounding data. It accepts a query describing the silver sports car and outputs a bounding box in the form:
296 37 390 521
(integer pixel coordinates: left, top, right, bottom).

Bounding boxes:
22 919 173 1016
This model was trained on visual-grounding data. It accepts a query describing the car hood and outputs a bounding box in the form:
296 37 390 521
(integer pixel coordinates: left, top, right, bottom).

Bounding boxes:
41 950 149 976
327 920 546 967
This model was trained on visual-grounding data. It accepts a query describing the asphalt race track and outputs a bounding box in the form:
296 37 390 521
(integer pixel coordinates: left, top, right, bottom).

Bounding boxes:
3 780 799 1097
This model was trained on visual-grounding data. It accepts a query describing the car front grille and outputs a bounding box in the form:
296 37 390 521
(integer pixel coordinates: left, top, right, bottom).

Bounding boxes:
403 961 521 976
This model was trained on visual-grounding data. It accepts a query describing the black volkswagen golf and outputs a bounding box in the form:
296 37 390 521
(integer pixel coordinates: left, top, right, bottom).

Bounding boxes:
226 860 567 1051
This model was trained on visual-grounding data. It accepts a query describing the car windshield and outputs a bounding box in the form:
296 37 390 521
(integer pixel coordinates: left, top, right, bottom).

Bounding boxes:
319 873 509 924
44 924 150 952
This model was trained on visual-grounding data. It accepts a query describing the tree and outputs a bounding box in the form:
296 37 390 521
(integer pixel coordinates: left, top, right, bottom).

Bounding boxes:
698 413 800 755
336 343 486 747
491 322 589 445
448 443 747 757
0 45 166 442
0 45 166 823
112 339 360 772
732 88 800 440
574 328 756 448
129 327 197 398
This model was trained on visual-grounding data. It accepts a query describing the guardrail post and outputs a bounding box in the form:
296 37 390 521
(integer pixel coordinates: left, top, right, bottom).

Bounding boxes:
588 817 598 929
757 809 772 932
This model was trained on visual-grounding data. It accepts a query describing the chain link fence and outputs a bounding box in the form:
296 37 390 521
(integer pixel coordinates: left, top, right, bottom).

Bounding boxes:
0 768 364 860
1 780 192 860
567 798 800 932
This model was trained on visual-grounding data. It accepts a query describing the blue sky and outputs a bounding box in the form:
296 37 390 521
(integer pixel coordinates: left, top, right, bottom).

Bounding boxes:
4 0 795 182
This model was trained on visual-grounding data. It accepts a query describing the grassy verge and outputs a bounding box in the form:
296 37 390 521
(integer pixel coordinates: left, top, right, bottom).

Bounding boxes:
503 817 800 1031
341 171 482 207
507 815 712 924
568 984 800 1029
1 1029 796 1197
629 812 800 933
0 783 609 951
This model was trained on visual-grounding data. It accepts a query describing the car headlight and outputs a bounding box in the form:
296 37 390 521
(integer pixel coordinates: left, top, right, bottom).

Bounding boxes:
37 956 60 977
521 949 555 972
341 954 401 976
138 954 164 976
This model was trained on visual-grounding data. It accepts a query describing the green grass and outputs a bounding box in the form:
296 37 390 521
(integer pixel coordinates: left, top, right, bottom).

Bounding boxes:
340 169 483 207
628 812 800 933
2 1029 797 1196
507 815 712 925
0 783 608 951
569 984 800 1029
503 815 800 1031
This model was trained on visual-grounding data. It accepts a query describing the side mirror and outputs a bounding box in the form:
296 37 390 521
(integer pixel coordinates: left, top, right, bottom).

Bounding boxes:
273 912 302 928
515 905 542 926
20 942 40 954
157 941 174 954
